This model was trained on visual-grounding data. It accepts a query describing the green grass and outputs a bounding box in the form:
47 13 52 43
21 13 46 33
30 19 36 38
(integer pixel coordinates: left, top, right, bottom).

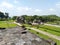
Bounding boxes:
22 24 60 45
23 24 60 45
24 24 60 36
25 24 60 36
46 22 57 24
46 21 60 25
0 21 17 28
27 29 60 45
37 25 60 36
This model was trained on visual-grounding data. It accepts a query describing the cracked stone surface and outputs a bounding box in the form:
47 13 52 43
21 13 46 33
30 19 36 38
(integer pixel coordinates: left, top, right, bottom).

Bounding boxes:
0 26 55 45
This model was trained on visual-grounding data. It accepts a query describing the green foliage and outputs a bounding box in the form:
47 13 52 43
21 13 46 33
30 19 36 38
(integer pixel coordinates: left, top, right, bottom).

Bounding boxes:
12 16 17 20
0 12 9 21
0 21 17 28
20 15 60 23
5 13 9 19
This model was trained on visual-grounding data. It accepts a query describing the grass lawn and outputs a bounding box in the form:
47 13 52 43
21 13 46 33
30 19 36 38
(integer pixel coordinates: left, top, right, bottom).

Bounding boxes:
0 21 17 28
24 24 60 36
46 21 60 25
37 25 60 36
27 29 60 45
23 24 60 45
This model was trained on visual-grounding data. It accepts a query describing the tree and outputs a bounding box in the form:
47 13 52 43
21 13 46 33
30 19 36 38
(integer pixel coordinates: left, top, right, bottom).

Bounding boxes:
15 14 60 24
0 12 4 18
12 16 17 20
0 12 5 21
5 13 9 19
0 12 10 21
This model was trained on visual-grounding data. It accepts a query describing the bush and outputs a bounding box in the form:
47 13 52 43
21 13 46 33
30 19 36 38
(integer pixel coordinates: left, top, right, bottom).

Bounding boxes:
36 32 39 34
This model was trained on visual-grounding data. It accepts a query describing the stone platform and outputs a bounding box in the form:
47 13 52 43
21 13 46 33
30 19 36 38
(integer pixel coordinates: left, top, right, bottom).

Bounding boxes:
0 26 56 45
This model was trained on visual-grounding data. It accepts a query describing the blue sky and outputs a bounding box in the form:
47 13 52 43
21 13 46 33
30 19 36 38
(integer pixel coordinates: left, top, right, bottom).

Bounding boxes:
0 0 60 17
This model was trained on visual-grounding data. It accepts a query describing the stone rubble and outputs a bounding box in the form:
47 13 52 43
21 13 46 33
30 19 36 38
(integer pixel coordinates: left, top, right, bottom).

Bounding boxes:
0 26 55 45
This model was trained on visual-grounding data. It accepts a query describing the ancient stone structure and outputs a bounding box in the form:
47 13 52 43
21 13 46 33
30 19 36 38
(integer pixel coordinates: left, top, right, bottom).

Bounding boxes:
0 26 56 45
16 16 25 24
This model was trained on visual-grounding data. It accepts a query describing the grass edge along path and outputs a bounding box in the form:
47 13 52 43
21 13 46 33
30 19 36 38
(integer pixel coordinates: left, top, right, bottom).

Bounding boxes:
24 24 60 36
38 25 60 36
27 27 60 40
27 29 60 45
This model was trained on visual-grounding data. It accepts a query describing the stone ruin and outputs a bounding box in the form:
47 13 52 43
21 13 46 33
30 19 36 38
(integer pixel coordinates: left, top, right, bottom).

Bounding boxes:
16 16 44 25
0 26 56 45
16 16 25 24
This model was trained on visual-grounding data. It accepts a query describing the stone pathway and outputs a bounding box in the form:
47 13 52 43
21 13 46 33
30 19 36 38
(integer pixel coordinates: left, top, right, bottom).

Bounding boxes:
0 26 54 45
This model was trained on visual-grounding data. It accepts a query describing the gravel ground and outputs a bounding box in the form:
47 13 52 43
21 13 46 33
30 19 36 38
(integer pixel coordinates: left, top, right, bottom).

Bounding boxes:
0 26 55 45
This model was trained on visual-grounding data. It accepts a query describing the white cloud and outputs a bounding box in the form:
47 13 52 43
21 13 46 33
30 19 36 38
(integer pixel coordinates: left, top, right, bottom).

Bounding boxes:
56 2 60 6
35 9 42 12
14 0 19 3
17 7 32 12
16 7 43 15
56 2 60 8
0 1 60 16
49 8 55 11
56 3 60 6
0 1 15 16
0 8 5 12
0 1 14 9
0 1 15 14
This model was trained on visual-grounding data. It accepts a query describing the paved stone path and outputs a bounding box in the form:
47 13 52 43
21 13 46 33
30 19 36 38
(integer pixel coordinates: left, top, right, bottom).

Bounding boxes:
0 24 54 45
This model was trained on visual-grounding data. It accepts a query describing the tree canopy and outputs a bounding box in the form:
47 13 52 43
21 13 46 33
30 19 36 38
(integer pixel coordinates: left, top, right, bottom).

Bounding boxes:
19 15 60 23
12 14 60 23
0 11 9 21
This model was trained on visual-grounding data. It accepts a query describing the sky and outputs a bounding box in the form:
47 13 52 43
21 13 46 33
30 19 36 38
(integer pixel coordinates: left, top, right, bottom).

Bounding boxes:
0 0 60 17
